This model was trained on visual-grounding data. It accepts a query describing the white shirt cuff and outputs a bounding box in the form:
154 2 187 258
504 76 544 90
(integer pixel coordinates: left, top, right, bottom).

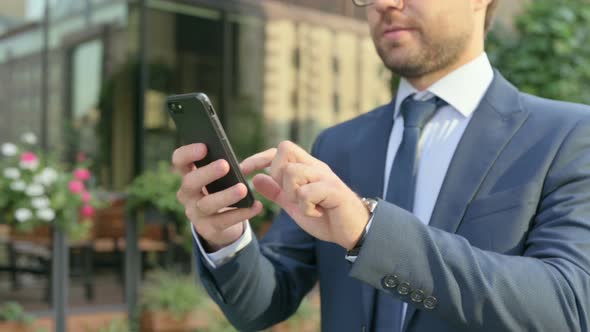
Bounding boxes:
192 220 253 268
345 215 374 263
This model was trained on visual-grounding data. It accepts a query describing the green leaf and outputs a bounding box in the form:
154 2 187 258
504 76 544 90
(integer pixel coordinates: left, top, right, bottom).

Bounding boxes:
140 270 206 320
0 302 34 325
488 0 590 105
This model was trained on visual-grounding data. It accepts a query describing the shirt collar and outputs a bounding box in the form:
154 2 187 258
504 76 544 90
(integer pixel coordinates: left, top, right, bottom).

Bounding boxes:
393 52 494 119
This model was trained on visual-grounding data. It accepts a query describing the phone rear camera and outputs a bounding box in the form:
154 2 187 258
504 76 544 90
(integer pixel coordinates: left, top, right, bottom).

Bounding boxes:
168 102 184 113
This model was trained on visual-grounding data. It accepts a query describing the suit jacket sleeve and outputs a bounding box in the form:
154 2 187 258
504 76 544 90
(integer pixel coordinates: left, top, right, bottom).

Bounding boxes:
350 118 590 331
193 136 326 332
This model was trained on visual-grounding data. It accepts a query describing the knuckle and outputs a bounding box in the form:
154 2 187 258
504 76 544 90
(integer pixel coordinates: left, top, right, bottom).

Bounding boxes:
184 206 195 220
296 186 308 200
269 166 281 181
217 209 239 223
195 199 211 215
300 202 313 216
180 172 192 189
284 163 297 176
277 140 294 151
182 171 203 193
318 160 331 171
171 148 181 165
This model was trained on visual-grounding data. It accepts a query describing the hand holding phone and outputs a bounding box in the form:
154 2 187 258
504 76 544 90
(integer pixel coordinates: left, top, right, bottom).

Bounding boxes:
169 93 262 251
167 93 254 208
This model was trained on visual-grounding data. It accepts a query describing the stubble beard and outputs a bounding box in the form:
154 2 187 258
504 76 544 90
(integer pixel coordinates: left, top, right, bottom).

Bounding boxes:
376 30 471 79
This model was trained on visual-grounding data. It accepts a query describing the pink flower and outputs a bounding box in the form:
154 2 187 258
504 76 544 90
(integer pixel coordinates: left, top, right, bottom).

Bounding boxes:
74 168 91 181
68 180 85 194
20 152 38 162
20 152 39 170
81 191 92 202
81 205 95 218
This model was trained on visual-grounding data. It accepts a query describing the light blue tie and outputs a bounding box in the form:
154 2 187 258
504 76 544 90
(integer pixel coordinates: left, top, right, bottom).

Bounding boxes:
374 95 442 332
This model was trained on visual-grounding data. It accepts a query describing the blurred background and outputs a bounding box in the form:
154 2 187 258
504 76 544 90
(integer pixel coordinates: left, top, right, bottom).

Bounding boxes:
0 0 587 331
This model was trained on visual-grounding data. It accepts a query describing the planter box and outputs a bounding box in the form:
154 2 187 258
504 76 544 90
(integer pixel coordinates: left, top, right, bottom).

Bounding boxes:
0 322 33 332
142 206 176 225
140 310 209 332
9 225 51 245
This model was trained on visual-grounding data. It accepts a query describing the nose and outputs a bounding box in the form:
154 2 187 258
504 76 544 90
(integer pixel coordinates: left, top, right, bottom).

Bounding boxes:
374 0 404 11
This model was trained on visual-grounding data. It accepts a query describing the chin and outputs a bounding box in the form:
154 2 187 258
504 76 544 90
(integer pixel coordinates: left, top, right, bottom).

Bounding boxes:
380 51 422 75
388 64 426 78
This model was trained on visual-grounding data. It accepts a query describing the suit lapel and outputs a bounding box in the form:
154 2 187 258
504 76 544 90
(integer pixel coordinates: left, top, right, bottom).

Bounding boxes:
349 101 395 331
402 71 530 331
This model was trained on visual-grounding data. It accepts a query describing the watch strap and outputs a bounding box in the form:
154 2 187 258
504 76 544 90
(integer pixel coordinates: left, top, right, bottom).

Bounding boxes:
346 198 378 256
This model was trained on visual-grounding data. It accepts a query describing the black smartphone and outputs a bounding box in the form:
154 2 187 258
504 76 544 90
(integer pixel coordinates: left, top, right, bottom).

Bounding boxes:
166 92 255 208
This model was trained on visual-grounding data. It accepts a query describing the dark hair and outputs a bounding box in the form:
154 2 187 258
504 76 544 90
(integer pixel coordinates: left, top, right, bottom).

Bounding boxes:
485 0 500 33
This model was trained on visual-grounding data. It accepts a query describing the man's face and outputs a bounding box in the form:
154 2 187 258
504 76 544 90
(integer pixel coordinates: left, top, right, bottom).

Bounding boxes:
367 0 477 79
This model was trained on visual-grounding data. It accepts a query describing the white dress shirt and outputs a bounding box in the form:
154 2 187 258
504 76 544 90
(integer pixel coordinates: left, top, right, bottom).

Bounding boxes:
380 53 494 330
193 53 495 280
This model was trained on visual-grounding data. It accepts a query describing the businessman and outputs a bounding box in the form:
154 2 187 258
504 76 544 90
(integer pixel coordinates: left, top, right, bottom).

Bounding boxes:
173 0 590 331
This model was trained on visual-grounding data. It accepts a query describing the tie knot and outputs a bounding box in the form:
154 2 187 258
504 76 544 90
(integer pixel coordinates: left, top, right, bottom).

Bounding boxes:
400 96 442 129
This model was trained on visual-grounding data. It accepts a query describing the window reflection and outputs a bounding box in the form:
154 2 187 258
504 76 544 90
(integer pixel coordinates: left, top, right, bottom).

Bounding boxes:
71 38 103 160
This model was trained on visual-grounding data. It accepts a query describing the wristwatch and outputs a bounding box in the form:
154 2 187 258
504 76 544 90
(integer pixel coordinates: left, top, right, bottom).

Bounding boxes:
347 197 378 256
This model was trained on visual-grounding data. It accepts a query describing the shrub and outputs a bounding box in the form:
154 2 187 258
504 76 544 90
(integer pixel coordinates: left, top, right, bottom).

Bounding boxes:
488 0 590 104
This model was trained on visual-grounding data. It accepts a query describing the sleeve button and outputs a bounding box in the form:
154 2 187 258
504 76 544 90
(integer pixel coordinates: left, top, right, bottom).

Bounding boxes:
382 275 399 289
410 290 425 303
397 281 412 296
423 296 438 310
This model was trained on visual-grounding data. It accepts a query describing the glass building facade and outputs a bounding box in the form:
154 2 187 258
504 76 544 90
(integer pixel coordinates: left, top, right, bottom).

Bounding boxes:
0 0 391 192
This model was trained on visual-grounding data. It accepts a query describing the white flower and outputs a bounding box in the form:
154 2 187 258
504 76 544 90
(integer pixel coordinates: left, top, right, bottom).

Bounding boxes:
25 184 44 196
37 168 58 186
32 197 50 209
37 208 55 222
15 208 33 222
1 143 18 156
10 181 26 191
20 160 39 171
3 168 20 179
21 133 38 145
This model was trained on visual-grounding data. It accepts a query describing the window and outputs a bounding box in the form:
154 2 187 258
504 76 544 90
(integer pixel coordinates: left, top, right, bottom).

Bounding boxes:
70 38 103 160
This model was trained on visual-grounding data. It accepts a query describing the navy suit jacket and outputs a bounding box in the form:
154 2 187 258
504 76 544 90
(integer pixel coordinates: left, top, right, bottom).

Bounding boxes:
195 71 590 331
